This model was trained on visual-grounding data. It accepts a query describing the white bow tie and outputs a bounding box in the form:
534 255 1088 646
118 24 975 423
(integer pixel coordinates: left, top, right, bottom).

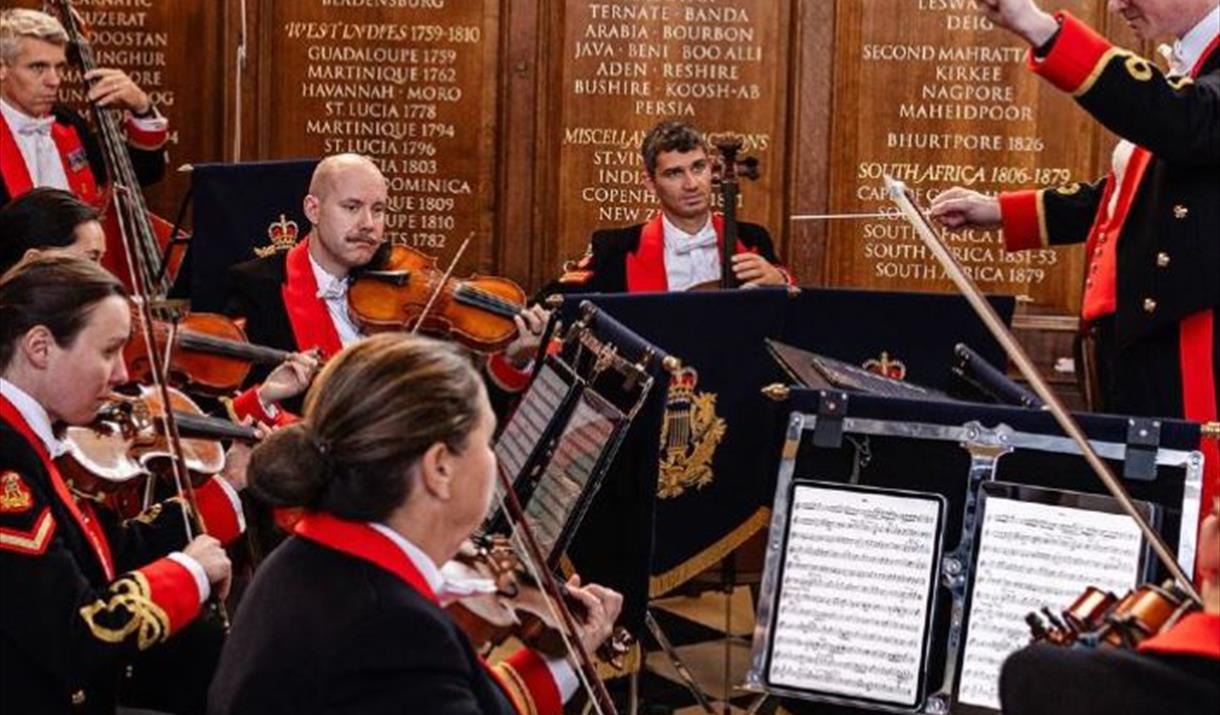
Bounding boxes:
673 232 719 255
15 116 54 137
316 276 348 301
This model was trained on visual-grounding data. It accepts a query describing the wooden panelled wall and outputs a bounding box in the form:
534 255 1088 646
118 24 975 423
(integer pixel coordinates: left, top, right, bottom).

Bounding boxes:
28 1 1148 345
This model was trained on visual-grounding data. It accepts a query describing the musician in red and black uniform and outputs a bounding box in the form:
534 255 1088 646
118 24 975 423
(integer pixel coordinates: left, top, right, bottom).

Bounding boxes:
221 153 545 424
0 9 167 207
0 254 247 715
208 333 623 715
1000 496 1220 715
930 0 1220 531
542 121 794 295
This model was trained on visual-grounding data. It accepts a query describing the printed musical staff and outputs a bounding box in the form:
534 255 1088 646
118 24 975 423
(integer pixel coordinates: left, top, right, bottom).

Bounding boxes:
956 497 1143 710
768 486 941 705
495 364 568 484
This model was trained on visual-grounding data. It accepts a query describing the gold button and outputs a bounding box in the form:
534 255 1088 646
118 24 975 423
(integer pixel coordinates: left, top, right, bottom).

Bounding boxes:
71 690 86 706
1143 298 1157 313
1173 204 1188 219
1156 252 1170 268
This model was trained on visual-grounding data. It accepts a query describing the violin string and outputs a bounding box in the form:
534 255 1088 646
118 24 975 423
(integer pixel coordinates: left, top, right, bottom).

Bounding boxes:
491 463 613 715
453 286 520 319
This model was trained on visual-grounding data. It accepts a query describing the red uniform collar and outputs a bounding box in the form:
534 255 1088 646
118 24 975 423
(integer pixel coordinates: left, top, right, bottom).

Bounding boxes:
627 212 745 292
294 512 438 604
281 237 344 358
1138 612 1220 660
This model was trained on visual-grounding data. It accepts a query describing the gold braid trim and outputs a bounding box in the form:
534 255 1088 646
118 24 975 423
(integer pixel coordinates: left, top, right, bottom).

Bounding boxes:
648 506 771 597
491 660 538 715
78 572 171 651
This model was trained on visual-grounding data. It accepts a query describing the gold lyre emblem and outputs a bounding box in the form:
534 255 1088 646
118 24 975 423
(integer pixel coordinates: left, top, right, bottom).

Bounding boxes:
253 214 300 257
657 367 726 499
0 471 33 513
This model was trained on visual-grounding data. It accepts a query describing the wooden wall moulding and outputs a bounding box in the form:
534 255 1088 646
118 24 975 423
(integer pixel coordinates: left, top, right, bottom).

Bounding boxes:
538 0 793 281
823 0 1107 316
254 0 502 273
15 0 227 222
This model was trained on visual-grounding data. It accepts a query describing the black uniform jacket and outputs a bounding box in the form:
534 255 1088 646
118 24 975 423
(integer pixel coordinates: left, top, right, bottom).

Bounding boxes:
998 12 1219 349
1000 613 1220 715
0 104 166 206
208 513 562 715
541 213 790 296
0 399 225 715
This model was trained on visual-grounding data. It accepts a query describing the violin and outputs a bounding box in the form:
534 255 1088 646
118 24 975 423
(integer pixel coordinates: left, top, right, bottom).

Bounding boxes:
1026 580 1198 650
445 535 634 669
347 243 527 354
124 308 294 396
58 384 259 517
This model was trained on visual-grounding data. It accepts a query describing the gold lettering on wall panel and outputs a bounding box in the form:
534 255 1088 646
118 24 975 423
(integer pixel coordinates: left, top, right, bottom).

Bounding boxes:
825 0 1101 314
556 0 790 263
264 0 497 263
21 0 224 219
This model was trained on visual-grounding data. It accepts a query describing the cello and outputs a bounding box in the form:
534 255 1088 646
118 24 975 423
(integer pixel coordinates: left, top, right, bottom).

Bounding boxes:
47 0 182 296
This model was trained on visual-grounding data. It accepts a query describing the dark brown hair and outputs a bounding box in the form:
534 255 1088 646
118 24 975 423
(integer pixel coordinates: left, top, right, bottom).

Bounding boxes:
248 333 485 522
0 188 101 273
640 121 707 176
0 252 126 371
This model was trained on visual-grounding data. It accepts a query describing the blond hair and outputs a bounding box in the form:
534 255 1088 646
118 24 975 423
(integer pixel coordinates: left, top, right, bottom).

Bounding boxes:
0 9 68 65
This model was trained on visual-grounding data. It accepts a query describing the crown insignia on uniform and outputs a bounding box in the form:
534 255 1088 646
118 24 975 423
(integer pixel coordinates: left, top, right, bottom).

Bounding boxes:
862 351 907 380
657 367 726 500
253 214 300 257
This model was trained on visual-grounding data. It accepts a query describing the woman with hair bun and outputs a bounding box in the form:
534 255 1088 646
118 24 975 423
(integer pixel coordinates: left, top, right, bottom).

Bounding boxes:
208 333 622 715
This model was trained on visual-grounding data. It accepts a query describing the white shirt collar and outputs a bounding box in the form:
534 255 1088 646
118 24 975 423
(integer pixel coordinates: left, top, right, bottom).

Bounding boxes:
1174 6 1219 75
368 522 446 595
0 97 50 131
0 377 65 458
661 213 715 247
307 244 349 301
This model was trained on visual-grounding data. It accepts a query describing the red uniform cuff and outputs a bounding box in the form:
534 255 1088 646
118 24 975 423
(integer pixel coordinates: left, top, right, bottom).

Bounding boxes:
227 386 298 427
1030 11 1118 96
499 649 564 715
1137 613 1220 660
124 116 168 151
194 477 243 545
999 190 1047 251
135 557 203 636
488 353 531 393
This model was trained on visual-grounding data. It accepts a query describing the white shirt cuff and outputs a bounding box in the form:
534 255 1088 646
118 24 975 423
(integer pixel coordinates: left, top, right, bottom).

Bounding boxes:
168 552 211 605
213 476 247 534
128 112 168 132
257 389 281 419
545 657 579 703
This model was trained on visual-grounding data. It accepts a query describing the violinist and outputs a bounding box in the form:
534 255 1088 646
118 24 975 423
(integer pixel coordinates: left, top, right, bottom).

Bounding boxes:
0 9 167 207
208 333 623 715
222 152 546 422
1000 496 1220 714
0 253 248 715
0 187 104 271
543 120 793 295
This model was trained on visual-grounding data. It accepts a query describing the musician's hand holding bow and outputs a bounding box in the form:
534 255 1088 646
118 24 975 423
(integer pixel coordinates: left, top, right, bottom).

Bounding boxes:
84 67 153 115
929 187 1003 231
975 0 1060 46
565 574 624 653
183 534 234 600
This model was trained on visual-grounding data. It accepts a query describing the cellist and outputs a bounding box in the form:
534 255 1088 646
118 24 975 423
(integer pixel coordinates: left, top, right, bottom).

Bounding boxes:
0 9 166 207
0 253 248 715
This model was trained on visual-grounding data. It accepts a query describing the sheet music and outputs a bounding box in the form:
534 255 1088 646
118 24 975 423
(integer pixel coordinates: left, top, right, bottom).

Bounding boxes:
957 497 1144 710
524 392 620 560
768 486 941 706
494 363 569 481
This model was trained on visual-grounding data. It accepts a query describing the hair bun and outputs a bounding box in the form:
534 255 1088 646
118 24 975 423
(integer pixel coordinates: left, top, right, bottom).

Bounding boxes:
248 423 329 508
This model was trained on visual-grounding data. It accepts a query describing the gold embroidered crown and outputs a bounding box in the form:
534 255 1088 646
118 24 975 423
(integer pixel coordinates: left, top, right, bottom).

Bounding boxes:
254 214 300 258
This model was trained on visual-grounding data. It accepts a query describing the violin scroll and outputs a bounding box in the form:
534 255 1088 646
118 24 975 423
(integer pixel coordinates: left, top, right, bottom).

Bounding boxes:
1026 580 1198 649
